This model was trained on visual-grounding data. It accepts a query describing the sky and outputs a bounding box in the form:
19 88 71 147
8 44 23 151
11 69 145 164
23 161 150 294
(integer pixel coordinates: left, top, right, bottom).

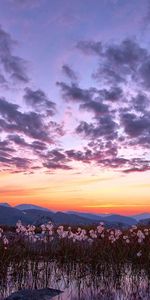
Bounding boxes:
0 0 150 215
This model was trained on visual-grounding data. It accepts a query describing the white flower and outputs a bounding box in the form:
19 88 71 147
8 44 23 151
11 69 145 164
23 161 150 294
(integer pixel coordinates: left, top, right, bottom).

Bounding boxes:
126 239 130 244
132 225 137 230
3 236 9 245
97 224 104 234
137 250 142 257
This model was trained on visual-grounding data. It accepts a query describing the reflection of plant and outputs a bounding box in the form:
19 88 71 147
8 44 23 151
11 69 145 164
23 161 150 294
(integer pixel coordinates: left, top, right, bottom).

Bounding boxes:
1 259 150 300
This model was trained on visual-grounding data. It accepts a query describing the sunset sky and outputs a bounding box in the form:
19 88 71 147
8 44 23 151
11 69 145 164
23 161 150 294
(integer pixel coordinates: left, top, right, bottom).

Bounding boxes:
0 0 150 215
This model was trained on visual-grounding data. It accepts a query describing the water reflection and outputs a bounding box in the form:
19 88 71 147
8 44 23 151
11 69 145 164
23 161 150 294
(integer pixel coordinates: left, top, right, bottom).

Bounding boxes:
0 261 150 299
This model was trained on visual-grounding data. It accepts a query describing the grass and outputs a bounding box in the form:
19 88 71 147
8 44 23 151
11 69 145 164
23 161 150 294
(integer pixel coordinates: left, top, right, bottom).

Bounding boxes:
0 224 150 268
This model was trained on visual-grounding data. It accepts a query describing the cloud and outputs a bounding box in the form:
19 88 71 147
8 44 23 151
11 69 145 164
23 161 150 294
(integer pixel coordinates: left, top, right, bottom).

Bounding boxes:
61 37 150 173
57 82 122 113
76 40 102 56
66 149 92 164
7 134 47 152
80 101 108 115
62 64 78 81
65 145 150 174
4 134 72 172
1 28 150 174
0 134 72 173
0 152 31 171
132 93 148 113
57 82 94 103
43 161 72 170
104 39 146 68
77 38 148 87
121 112 150 138
0 25 29 84
77 38 147 67
8 134 27 146
30 140 47 152
123 166 150 173
2 112 47 142
0 97 58 142
76 114 118 141
0 95 66 173
65 144 126 170
0 97 19 120
24 87 56 115
2 55 29 83
42 149 72 170
57 81 111 115
0 139 15 153
100 87 123 102
139 59 150 88
0 25 70 173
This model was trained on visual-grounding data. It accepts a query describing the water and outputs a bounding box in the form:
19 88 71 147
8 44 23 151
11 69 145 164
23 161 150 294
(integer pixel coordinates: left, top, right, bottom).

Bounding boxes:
0 261 150 299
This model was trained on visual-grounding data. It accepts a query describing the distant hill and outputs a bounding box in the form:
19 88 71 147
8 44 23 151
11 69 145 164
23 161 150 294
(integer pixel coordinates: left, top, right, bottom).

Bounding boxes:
21 210 132 227
132 213 150 221
22 209 54 225
103 214 137 226
0 206 124 227
23 209 99 226
0 203 11 207
23 210 137 227
0 206 100 226
66 211 109 220
0 206 31 226
139 218 150 225
0 203 144 227
53 212 98 225
15 204 50 212
67 211 137 226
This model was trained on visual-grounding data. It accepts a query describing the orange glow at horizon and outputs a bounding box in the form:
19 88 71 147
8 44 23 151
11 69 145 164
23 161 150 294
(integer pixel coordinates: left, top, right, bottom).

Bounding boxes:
0 168 150 216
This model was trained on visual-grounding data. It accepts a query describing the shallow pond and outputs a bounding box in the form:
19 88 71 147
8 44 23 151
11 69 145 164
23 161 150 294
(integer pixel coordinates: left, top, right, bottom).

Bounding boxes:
0 261 150 299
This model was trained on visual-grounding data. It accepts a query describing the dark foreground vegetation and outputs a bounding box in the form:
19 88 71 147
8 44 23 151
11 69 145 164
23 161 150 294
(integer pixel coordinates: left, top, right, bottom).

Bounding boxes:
1 222 150 299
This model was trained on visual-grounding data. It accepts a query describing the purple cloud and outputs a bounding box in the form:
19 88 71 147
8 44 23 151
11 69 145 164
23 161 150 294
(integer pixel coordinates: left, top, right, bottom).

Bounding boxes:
0 25 29 84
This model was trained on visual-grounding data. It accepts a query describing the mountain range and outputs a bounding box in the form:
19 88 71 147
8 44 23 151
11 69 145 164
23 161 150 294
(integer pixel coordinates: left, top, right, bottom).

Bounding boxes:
15 204 50 212
0 202 149 227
